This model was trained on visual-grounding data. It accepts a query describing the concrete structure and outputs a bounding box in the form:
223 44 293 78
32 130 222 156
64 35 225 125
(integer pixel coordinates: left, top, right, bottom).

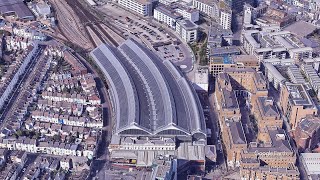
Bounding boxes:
280 83 317 130
287 65 307 84
208 54 259 76
240 127 299 180
254 96 282 130
294 115 320 152
35 3 51 18
224 68 268 110
0 0 34 20
193 67 209 91
175 19 198 42
118 0 154 16
301 153 320 180
90 39 206 167
192 0 219 19
154 5 182 29
264 63 286 90
219 4 232 30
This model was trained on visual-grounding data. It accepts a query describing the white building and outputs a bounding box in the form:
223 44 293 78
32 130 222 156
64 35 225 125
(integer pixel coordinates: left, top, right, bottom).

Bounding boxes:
154 5 182 28
193 67 209 91
175 5 199 22
287 65 307 84
243 3 252 24
301 153 320 180
192 0 219 19
176 19 198 42
35 3 51 18
13 27 47 41
118 0 154 16
220 9 232 30
264 63 286 90
302 64 320 98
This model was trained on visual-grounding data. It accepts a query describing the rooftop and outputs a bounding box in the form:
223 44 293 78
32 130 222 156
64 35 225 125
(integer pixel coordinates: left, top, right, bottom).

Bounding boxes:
301 153 320 175
298 116 320 137
0 0 34 19
155 5 182 19
257 97 279 117
90 39 206 138
248 128 292 153
285 83 314 107
228 121 246 145
177 19 197 30
284 21 318 38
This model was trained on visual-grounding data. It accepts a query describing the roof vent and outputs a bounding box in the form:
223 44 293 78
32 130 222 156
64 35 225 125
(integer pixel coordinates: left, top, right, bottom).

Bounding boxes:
276 133 285 140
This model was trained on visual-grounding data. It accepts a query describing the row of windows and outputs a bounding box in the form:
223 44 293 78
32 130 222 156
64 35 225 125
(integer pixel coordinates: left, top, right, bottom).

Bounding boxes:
122 146 175 150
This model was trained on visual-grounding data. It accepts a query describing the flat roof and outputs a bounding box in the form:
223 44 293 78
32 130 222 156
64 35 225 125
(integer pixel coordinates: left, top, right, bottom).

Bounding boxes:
177 19 197 30
264 63 286 81
284 21 318 38
0 0 34 19
155 5 182 19
301 153 320 175
228 121 246 144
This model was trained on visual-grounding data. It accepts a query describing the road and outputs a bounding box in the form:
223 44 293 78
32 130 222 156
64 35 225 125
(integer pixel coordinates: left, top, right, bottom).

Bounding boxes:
74 53 113 179
0 47 43 125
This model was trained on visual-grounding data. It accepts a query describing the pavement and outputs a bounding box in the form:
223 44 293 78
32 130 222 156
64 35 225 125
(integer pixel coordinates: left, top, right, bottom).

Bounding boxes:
96 3 195 73
196 78 227 179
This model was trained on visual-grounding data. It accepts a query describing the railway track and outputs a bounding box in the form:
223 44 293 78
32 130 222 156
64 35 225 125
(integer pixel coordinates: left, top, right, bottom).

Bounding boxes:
65 0 124 47
51 0 92 49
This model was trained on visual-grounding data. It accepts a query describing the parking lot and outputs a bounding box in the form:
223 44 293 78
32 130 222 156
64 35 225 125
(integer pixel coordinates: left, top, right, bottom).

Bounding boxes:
97 3 194 72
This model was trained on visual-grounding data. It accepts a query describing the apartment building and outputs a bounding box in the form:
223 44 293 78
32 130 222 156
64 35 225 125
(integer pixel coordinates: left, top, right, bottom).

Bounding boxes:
300 153 320 180
254 96 282 130
0 136 96 159
31 110 103 128
154 5 182 28
241 26 313 61
263 63 286 90
13 26 47 41
175 5 199 22
207 24 233 47
280 83 317 130
209 54 259 76
240 127 299 179
215 73 241 122
224 68 268 110
302 64 320 99
118 0 154 16
294 115 320 152
219 3 232 30
215 72 247 168
224 120 247 168
175 19 198 42
287 65 307 84
192 0 219 19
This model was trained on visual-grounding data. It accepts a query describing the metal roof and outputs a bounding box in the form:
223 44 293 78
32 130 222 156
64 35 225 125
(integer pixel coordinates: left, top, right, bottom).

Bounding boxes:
0 0 34 19
90 39 206 138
